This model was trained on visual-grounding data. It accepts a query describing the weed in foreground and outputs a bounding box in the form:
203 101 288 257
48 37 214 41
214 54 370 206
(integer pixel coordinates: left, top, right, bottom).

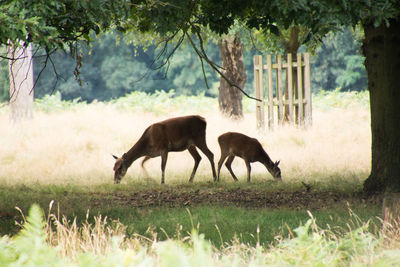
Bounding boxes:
1 204 399 266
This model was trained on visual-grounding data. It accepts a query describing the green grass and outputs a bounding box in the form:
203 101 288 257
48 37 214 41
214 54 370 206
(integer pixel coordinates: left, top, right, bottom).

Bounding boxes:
116 206 380 247
0 178 381 246
0 200 381 247
1 204 392 267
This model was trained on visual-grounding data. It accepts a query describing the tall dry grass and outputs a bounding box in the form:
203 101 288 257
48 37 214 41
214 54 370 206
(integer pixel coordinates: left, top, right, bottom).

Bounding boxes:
15 204 398 266
0 95 371 186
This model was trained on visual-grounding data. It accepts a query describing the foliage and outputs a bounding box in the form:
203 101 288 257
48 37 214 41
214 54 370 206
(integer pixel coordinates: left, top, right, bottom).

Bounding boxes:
313 88 369 110
30 89 369 115
0 0 129 50
33 90 219 115
34 91 86 112
0 0 396 104
3 0 396 104
1 204 399 266
312 27 367 92
0 205 65 266
31 33 162 101
0 26 368 103
28 32 221 102
0 46 8 101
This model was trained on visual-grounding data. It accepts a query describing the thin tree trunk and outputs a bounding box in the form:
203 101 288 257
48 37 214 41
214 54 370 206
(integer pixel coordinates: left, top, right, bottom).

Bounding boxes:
362 19 400 194
218 34 246 119
8 42 34 123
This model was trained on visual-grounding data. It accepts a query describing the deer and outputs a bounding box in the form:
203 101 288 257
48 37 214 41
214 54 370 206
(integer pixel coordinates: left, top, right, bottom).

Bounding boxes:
217 132 281 182
112 115 217 184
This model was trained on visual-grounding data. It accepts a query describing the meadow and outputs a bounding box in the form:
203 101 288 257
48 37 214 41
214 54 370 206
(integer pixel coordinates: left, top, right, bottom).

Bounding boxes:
0 89 371 185
1 90 396 266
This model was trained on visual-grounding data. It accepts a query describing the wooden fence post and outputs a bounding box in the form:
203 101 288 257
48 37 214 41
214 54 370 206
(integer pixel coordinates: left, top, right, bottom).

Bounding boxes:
297 53 304 126
266 54 274 130
304 53 312 127
277 55 284 125
254 55 264 130
287 53 293 124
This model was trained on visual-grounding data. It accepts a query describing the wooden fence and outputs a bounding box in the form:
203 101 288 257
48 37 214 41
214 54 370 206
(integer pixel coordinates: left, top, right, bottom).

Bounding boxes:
254 53 312 130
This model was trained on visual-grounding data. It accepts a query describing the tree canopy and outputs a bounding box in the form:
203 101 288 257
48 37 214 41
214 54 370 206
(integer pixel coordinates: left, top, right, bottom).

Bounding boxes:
0 0 128 51
0 28 366 102
1 1 399 54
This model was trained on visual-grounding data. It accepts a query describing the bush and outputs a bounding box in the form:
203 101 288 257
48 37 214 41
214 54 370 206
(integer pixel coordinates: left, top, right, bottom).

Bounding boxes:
35 91 87 112
28 89 370 114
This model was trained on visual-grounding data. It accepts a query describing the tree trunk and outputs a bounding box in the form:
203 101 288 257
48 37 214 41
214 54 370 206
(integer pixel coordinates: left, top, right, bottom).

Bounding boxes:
362 19 400 194
8 42 34 123
218 34 246 119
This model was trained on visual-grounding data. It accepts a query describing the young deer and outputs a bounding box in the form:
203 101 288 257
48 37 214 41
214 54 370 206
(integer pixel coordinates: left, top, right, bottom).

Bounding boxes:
217 132 281 182
113 115 216 184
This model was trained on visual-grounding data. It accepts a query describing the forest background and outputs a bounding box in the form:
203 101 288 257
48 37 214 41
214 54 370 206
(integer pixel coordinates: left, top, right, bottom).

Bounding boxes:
0 26 366 102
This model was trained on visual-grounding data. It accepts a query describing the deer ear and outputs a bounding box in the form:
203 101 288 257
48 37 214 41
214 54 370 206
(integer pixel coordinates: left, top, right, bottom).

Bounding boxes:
275 160 280 166
112 154 119 160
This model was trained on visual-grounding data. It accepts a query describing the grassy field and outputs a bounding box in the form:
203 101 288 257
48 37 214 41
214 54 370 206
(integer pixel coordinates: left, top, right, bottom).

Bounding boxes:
0 90 370 186
1 90 391 265
0 179 382 244
1 203 397 267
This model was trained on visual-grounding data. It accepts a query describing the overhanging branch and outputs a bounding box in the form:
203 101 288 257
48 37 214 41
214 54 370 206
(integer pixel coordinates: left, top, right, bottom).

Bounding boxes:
186 23 261 102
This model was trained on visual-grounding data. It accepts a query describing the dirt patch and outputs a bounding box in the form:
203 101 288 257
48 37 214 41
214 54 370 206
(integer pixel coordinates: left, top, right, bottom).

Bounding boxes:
90 188 383 210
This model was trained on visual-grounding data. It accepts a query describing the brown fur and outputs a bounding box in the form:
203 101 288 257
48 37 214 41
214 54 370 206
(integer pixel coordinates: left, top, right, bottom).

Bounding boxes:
217 132 281 182
113 115 216 184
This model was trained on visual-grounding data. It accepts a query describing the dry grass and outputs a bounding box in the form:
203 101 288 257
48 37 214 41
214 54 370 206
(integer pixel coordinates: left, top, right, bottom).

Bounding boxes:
0 99 370 186
40 204 399 265
45 203 130 259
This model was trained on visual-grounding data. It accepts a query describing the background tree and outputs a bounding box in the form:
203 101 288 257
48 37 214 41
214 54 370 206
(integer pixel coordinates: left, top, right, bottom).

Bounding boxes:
30 32 220 101
218 33 246 119
1 27 367 104
0 0 130 120
312 27 367 92
8 43 34 123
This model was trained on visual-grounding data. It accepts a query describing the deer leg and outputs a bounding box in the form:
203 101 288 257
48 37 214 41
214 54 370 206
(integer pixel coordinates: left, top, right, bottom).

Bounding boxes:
245 160 252 182
188 146 202 183
141 156 151 178
196 143 217 182
160 151 168 184
225 156 239 182
217 152 229 182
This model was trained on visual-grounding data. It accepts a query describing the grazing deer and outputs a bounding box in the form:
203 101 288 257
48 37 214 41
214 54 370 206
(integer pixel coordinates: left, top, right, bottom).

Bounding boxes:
113 115 217 184
217 132 281 182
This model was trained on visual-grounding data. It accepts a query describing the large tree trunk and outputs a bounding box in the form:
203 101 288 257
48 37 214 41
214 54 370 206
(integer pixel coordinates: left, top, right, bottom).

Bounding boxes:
8 42 34 123
362 19 400 194
218 34 246 119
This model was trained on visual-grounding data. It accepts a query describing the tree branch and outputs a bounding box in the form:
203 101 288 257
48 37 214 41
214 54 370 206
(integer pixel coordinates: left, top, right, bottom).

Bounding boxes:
186 24 261 102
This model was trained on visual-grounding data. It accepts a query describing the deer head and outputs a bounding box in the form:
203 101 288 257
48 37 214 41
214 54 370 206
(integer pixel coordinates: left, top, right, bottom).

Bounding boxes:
270 160 281 179
112 155 127 184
